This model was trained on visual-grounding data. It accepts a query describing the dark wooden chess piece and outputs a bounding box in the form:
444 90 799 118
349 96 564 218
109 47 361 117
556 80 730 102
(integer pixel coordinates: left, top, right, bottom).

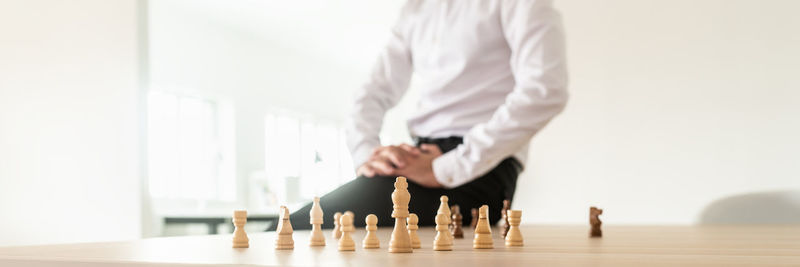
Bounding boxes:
470 208 479 230
450 205 464 238
499 199 511 237
590 206 603 238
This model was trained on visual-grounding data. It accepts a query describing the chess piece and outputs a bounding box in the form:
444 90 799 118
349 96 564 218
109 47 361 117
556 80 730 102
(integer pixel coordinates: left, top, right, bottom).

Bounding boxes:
437 196 452 222
309 197 325 246
450 205 464 238
499 199 511 237
332 212 342 240
275 206 294 250
363 214 380 249
590 206 603 238
473 205 493 249
345 210 354 220
338 213 355 251
470 208 479 230
232 210 249 248
436 196 453 246
407 213 421 249
389 177 413 253
433 213 453 251
505 210 523 247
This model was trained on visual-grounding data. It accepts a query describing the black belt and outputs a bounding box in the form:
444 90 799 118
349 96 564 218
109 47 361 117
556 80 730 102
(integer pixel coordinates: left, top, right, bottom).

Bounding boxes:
414 136 463 154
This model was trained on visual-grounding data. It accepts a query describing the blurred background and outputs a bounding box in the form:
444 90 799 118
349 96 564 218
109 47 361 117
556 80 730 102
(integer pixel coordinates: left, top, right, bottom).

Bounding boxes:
1 0 798 246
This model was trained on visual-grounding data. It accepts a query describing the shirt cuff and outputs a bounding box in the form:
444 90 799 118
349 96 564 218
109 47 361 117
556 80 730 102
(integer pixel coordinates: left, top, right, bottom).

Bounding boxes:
432 150 466 188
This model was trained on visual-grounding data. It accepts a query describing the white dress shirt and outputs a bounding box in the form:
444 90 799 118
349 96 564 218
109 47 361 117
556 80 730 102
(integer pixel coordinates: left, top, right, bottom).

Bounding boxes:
346 0 569 188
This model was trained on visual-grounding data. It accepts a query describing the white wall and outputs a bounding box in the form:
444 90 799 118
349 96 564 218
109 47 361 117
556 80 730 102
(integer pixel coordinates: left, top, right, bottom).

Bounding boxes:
517 0 800 224
149 0 800 225
0 0 142 245
147 0 407 213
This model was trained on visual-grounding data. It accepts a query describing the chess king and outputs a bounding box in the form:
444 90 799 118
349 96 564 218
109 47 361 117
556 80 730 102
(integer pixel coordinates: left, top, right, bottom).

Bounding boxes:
271 0 567 230
389 177 413 253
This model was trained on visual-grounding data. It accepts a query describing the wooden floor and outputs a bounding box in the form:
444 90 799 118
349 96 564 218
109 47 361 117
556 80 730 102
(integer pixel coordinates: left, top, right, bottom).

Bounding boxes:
1 225 799 266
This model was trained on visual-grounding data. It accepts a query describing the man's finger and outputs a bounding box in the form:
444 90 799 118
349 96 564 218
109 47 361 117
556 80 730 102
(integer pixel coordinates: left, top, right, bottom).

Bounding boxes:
370 146 384 157
357 164 375 177
369 156 396 175
399 144 421 155
369 146 392 161
363 166 376 177
358 165 374 177
381 147 410 168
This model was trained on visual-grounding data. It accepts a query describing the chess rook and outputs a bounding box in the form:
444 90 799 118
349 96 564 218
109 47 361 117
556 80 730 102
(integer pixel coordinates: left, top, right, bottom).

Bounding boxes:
473 205 493 249
232 210 249 248
505 210 523 247
389 177 413 253
363 214 380 249
275 206 294 250
433 213 453 251
338 213 355 251
407 213 421 249
309 197 325 246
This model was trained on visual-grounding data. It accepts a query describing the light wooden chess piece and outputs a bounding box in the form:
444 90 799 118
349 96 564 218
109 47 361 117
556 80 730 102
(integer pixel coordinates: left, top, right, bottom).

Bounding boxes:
433 213 453 251
407 213 421 249
436 195 453 246
338 213 355 251
275 206 294 250
363 214 380 249
505 210 523 247
332 212 342 240
345 210 354 219
450 205 464 238
472 205 493 249
590 206 603 238
232 210 249 248
389 177 413 253
309 197 325 246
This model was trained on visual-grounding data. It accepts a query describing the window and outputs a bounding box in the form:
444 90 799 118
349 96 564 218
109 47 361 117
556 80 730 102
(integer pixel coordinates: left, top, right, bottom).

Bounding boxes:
147 91 236 201
264 112 354 205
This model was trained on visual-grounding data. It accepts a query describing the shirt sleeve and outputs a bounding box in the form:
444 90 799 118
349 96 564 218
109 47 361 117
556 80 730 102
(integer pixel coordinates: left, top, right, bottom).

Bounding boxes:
432 0 569 188
345 10 414 170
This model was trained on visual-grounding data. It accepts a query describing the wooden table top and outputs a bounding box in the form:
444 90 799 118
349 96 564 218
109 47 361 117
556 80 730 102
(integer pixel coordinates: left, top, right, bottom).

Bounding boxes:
1 225 798 266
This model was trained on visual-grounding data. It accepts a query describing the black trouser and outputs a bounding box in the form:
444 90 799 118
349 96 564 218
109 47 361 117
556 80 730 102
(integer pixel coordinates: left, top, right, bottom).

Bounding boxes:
281 136 522 230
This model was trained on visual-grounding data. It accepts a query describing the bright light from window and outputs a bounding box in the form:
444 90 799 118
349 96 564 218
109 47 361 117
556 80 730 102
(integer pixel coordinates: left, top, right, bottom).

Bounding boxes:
264 113 355 204
147 91 236 201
